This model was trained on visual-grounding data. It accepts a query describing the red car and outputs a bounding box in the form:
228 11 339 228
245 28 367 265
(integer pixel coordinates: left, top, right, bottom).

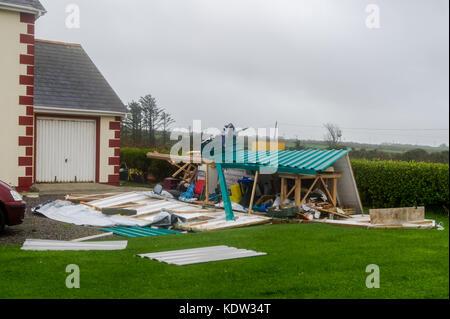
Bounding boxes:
0 180 26 232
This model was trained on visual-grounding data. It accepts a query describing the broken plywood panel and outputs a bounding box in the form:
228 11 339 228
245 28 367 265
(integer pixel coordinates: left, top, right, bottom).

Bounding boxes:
86 192 150 209
70 192 271 231
177 212 272 232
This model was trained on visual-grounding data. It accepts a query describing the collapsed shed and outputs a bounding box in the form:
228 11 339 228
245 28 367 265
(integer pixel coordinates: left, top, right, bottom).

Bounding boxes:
208 149 363 220
148 148 363 221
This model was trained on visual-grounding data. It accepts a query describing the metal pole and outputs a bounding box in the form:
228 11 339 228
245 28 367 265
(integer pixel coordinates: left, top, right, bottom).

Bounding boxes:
216 163 235 221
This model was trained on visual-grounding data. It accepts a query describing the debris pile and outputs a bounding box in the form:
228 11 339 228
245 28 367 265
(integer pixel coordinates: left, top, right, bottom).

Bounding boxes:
33 191 271 233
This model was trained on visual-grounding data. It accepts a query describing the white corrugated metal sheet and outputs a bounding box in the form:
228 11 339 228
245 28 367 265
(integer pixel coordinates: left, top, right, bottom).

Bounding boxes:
138 246 267 265
21 239 128 251
36 117 96 182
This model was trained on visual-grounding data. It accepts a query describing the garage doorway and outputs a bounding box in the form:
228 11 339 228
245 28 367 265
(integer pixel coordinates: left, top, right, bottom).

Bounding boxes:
36 117 97 183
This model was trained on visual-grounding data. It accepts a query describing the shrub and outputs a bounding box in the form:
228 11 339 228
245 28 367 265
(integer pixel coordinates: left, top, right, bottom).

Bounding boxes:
351 159 449 208
120 147 176 182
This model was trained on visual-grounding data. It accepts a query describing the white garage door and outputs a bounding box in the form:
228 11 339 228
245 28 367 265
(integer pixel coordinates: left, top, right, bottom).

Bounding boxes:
36 117 96 183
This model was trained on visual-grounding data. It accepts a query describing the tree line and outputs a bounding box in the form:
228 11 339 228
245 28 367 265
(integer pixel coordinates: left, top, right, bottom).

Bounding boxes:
122 105 449 164
121 94 175 149
286 123 449 164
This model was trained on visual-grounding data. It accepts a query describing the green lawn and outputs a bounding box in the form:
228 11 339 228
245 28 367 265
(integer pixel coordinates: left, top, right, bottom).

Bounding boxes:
0 213 448 299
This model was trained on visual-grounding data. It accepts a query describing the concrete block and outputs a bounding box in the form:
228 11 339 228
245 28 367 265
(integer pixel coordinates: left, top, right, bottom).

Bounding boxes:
369 207 425 224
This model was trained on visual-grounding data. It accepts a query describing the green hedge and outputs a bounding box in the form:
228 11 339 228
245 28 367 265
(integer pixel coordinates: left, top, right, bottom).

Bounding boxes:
121 148 449 207
120 147 176 181
351 159 449 208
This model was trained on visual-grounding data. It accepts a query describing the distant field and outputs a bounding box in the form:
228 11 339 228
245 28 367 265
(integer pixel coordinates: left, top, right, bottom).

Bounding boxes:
351 148 404 153
283 139 448 153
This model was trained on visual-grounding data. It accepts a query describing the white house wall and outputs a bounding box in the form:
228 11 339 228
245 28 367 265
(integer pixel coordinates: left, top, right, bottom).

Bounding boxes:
99 116 121 185
0 10 35 190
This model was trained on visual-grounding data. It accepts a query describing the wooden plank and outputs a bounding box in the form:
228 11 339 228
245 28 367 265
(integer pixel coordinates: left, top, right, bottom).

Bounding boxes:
147 152 214 164
286 183 296 199
279 173 342 180
311 206 351 219
167 209 219 214
278 173 297 179
71 232 113 242
319 177 336 207
332 178 337 207
299 177 319 207
255 195 273 206
248 170 259 214
205 163 209 203
280 177 286 208
80 201 101 211
172 162 190 178
294 176 301 207
297 210 309 220
108 202 147 209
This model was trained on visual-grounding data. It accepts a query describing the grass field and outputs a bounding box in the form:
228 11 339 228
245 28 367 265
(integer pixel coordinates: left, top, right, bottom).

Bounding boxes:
0 213 448 299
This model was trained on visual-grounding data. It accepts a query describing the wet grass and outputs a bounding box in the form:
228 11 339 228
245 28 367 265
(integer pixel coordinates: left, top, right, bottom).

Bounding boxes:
0 212 448 299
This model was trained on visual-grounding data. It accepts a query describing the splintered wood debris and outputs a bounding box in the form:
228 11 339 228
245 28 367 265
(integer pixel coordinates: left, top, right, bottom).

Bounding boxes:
64 192 436 231
65 191 272 231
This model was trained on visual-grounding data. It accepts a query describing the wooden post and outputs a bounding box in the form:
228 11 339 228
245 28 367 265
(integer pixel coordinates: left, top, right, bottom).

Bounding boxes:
205 164 209 203
332 177 337 207
294 176 301 207
248 170 259 214
280 177 286 208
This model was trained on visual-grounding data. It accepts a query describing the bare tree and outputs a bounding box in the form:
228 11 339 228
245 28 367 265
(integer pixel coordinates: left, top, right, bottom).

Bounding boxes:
160 110 175 147
123 101 143 145
140 94 162 147
323 123 343 149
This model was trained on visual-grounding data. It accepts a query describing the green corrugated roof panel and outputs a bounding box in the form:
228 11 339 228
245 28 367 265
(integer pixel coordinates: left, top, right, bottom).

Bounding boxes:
211 149 350 175
99 226 181 238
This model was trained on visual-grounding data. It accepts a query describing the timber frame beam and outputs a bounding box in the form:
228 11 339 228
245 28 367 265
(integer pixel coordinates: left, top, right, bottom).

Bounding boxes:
279 172 341 208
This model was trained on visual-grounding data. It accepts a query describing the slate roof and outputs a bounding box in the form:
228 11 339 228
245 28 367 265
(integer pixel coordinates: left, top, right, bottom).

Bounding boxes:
0 0 46 12
34 40 127 114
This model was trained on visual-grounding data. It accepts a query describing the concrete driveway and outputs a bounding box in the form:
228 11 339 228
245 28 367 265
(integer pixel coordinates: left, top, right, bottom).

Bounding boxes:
28 183 152 195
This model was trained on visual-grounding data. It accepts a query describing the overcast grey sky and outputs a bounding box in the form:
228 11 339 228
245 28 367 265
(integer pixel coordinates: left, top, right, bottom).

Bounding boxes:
35 0 449 146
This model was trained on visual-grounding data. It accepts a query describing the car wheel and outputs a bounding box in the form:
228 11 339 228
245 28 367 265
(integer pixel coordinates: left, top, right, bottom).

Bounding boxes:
0 209 5 233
